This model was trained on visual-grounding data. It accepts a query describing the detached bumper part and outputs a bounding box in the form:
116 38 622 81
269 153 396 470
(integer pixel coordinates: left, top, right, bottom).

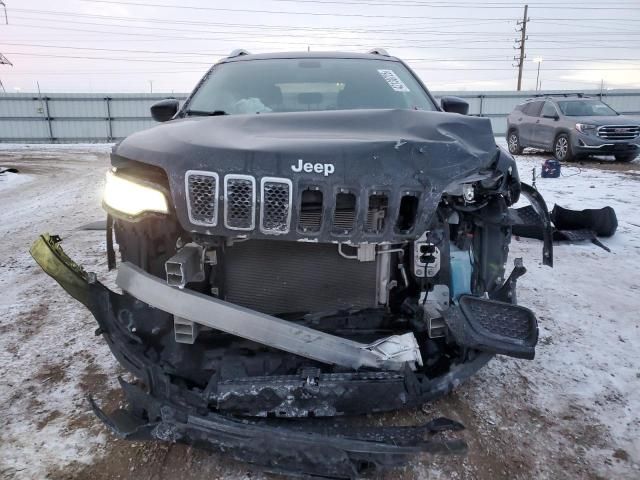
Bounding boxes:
443 295 538 360
89 379 467 479
116 262 423 372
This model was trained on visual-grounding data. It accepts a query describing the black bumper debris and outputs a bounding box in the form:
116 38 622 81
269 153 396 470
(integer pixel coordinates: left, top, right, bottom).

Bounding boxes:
444 295 538 360
90 378 467 479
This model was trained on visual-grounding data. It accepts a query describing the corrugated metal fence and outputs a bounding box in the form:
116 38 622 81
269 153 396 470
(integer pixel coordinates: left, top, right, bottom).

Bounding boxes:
1 90 639 143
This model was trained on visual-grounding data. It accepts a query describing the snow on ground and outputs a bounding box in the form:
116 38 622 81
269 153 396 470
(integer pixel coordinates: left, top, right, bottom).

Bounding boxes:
0 143 114 152
0 143 638 480
0 170 32 191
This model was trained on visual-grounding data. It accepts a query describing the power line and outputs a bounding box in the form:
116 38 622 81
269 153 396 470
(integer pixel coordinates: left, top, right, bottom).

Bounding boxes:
11 13 640 39
79 0 640 14
10 8 514 32
4 43 639 64
7 22 640 52
70 1 525 20
5 52 639 71
2 23 522 50
211 0 640 9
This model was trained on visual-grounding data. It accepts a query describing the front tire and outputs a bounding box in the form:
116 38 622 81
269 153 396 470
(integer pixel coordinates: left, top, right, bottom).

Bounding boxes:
553 134 573 162
615 153 638 163
507 130 524 155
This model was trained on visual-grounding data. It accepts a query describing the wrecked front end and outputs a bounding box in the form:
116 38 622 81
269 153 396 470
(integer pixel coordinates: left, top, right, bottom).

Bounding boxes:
32 109 551 478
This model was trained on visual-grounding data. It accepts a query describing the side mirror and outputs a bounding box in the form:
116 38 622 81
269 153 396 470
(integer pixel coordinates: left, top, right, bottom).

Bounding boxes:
441 96 469 115
543 114 560 120
151 98 179 122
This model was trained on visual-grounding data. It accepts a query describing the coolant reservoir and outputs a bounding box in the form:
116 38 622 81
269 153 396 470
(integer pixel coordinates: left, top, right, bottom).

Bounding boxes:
449 246 472 301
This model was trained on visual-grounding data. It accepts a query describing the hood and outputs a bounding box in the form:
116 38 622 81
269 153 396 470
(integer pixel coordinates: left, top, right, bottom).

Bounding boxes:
569 115 639 126
113 109 502 242
114 109 496 172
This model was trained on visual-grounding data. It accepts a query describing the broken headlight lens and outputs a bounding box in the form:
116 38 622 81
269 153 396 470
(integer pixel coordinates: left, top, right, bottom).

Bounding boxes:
575 123 598 135
103 170 168 217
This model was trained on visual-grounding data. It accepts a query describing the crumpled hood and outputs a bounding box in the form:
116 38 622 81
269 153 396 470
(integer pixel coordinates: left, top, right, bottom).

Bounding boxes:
113 109 501 242
114 109 497 173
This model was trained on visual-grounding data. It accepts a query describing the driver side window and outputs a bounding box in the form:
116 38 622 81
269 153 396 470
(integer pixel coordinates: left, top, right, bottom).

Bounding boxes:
541 102 558 118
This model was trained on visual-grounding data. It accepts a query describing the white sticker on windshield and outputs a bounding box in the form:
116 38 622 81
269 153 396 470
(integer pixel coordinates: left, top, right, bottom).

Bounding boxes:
377 69 410 92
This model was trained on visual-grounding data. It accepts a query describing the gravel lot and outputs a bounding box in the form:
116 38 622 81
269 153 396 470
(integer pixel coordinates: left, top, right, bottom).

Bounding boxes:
0 144 639 480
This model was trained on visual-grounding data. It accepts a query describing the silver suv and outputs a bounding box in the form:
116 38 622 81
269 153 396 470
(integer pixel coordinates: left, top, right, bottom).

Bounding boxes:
507 95 639 162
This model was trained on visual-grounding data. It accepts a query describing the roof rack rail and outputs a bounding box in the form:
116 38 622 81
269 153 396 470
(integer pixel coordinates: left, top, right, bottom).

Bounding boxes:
530 93 588 98
228 49 251 58
368 48 390 56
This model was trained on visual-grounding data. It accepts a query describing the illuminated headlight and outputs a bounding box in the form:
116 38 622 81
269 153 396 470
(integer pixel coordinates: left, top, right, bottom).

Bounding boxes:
576 123 597 135
103 170 168 217
462 183 475 202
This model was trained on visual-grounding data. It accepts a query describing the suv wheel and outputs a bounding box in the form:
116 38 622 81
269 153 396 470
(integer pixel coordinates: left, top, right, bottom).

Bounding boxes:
615 153 638 163
507 130 523 155
553 134 573 162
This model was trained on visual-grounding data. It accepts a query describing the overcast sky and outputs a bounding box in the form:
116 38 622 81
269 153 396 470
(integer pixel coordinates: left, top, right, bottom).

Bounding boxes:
1 0 639 93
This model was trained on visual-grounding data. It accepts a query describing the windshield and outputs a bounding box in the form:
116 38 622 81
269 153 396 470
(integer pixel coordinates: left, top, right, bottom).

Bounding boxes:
557 99 618 117
186 58 437 115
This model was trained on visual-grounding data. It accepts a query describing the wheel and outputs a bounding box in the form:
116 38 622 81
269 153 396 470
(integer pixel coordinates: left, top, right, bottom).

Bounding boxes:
507 130 524 155
615 153 638 162
553 134 573 162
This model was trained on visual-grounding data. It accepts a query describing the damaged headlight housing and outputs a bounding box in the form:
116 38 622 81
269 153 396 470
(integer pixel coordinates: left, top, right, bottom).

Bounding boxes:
575 123 598 135
103 170 168 217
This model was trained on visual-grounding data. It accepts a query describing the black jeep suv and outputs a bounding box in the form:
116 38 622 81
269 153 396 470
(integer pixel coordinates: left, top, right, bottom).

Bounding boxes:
507 95 639 162
32 50 549 478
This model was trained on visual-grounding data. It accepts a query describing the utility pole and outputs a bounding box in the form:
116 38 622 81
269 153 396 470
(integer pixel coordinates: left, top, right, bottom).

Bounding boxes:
514 4 529 91
0 52 12 93
0 2 9 92
149 80 153 93
0 1 8 24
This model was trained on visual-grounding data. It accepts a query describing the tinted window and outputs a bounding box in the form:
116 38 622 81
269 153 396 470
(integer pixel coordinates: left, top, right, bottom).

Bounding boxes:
557 99 617 117
541 102 558 118
186 58 437 115
522 101 544 117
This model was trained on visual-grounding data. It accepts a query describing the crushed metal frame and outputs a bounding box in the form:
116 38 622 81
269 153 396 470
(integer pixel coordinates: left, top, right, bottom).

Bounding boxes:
30 233 494 478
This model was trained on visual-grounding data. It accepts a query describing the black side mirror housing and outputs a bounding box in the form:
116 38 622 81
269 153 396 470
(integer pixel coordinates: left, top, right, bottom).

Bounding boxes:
440 96 469 115
151 98 179 122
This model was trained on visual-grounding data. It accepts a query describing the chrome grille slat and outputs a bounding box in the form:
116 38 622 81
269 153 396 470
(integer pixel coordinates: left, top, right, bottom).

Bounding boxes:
333 210 357 230
224 175 256 231
260 177 292 234
597 125 639 140
185 170 219 226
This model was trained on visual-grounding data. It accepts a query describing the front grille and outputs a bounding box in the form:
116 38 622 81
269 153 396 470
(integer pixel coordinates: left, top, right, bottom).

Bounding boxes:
185 171 422 239
224 175 256 230
186 170 219 226
598 125 640 140
260 178 292 234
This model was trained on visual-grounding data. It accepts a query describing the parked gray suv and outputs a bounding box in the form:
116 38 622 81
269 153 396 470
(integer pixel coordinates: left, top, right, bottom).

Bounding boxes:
507 95 639 162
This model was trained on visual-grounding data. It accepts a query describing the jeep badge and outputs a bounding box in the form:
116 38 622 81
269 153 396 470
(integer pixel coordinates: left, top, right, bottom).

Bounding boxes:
291 159 335 176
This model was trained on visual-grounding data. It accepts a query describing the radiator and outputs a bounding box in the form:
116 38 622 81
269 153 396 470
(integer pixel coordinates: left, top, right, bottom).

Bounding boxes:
223 240 378 315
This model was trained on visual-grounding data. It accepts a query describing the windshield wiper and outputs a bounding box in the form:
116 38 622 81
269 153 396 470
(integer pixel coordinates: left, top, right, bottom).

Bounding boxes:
185 109 228 117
